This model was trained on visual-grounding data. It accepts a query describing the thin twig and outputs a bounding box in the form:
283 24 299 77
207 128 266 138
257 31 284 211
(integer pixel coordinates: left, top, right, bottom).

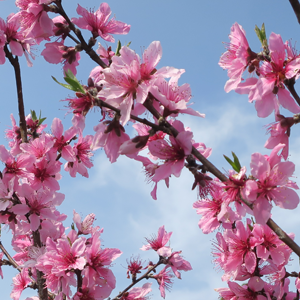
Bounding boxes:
53 2 108 69
0 241 22 271
4 45 27 143
112 261 162 300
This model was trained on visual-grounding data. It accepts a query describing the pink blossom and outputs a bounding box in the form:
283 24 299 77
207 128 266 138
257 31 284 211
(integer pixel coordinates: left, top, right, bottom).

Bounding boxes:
225 220 257 274
42 41 80 75
52 16 70 39
0 14 35 66
249 143 299 223
98 46 148 125
0 27 6 64
11 185 60 231
98 41 180 125
73 279 112 300
73 210 96 235
148 121 194 181
26 155 62 191
193 181 237 234
0 14 24 56
51 118 77 162
167 251 192 279
10 268 32 300
63 91 95 116
92 120 130 163
152 267 173 299
151 76 205 118
249 33 300 117
265 114 295 160
64 134 93 178
96 43 115 65
20 132 54 161
121 283 152 300
135 155 169 200
83 231 122 292
15 0 54 43
37 235 87 276
227 280 268 300
72 3 130 42
126 256 144 279
219 22 257 93
141 225 172 257
0 145 35 190
250 224 290 266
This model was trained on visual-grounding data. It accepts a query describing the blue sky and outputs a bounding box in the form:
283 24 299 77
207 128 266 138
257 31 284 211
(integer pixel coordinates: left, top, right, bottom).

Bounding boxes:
1 1 300 299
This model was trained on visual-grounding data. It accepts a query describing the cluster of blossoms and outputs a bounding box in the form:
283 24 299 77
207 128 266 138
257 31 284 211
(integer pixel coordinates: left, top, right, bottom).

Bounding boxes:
0 2 196 299
193 143 299 233
214 220 296 299
219 22 300 159
1 0 300 299
0 109 192 300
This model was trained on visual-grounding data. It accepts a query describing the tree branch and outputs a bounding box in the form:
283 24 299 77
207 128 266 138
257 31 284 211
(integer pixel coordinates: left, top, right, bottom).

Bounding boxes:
53 2 108 69
32 230 48 300
112 260 163 300
289 0 300 24
0 241 22 271
4 45 28 143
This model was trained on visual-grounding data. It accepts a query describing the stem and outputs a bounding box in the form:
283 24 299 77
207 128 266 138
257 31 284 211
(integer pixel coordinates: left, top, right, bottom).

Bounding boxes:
289 0 300 24
0 241 21 271
54 2 108 69
4 45 27 143
267 218 300 257
112 261 162 300
32 231 48 300
93 98 162 132
75 270 83 292
285 78 300 107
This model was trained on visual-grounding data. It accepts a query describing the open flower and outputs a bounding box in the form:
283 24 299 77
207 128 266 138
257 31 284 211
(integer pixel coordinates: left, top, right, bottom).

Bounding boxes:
72 3 130 42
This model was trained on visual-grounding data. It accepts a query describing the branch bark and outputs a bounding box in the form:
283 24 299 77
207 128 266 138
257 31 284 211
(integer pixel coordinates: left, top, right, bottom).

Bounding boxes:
4 45 27 143
289 0 300 23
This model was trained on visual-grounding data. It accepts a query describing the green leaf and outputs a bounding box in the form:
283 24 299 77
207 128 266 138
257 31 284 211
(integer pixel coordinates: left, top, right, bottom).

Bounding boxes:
64 77 85 93
64 69 85 93
52 76 74 91
224 154 239 172
254 23 268 50
38 117 47 126
52 69 85 93
126 41 131 47
67 236 72 246
30 110 37 121
115 40 121 56
232 152 242 172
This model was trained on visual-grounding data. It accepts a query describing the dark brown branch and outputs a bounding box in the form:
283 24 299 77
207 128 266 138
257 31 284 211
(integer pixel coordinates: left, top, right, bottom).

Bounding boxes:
285 78 300 107
32 231 48 300
0 241 21 271
4 45 28 143
93 97 162 132
289 0 300 24
53 3 108 69
267 218 300 256
75 270 83 292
